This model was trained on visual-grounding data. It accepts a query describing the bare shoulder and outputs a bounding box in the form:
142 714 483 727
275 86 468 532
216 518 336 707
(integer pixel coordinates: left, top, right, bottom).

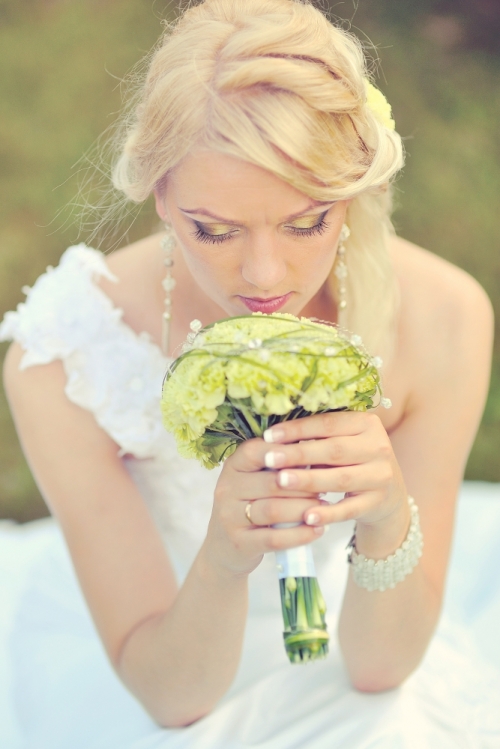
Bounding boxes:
391 235 493 328
390 236 494 364
97 231 225 354
391 237 493 400
97 233 165 344
99 233 164 308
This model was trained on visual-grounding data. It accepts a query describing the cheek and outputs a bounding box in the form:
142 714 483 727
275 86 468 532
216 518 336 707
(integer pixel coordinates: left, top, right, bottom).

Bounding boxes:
294 242 337 301
179 238 236 289
298 239 336 277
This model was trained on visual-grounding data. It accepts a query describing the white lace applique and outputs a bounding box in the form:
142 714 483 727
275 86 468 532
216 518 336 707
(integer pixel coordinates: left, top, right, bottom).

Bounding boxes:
0 244 169 459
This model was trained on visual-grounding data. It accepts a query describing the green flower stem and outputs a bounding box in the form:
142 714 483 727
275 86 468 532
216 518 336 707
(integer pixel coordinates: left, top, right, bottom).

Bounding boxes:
303 575 314 624
233 403 264 437
227 408 254 440
309 583 323 628
279 576 329 664
296 579 308 630
313 577 327 615
281 588 291 631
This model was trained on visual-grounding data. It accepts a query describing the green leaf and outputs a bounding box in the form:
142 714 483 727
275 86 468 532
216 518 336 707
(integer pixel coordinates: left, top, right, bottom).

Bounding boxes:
300 358 318 393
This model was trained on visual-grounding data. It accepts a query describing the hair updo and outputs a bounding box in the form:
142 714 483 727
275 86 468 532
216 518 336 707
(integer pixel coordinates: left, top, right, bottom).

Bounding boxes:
113 0 405 358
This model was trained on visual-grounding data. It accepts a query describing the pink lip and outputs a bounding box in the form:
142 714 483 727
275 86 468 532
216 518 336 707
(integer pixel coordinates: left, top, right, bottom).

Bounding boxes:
238 292 293 313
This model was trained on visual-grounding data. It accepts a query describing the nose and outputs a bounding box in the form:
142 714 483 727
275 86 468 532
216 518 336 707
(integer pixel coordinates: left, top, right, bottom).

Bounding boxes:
240 236 287 292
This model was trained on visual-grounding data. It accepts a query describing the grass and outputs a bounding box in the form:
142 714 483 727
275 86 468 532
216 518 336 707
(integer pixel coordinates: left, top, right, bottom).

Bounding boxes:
0 0 499 521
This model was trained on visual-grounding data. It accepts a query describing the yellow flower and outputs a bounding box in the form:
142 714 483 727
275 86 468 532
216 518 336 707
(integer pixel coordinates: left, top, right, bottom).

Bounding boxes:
160 353 226 440
161 313 382 467
364 80 395 131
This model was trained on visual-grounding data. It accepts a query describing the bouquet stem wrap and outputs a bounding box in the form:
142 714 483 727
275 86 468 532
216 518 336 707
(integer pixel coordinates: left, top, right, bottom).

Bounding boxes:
161 313 383 664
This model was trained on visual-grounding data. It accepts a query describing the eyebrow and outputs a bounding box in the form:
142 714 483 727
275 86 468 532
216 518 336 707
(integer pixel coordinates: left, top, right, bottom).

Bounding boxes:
178 200 334 224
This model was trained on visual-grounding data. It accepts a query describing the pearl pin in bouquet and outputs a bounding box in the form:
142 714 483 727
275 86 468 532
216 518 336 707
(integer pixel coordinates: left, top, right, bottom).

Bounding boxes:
161 313 387 663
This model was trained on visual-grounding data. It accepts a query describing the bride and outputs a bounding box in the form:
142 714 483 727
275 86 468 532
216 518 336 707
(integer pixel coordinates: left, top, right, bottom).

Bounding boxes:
1 1 499 746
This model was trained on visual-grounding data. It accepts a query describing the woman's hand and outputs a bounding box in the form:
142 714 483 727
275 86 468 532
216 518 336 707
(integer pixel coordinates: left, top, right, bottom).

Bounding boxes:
261 411 408 536
205 438 326 578
205 410 408 580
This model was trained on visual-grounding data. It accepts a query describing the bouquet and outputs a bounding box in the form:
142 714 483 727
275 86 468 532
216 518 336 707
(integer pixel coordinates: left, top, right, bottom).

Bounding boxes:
161 313 384 663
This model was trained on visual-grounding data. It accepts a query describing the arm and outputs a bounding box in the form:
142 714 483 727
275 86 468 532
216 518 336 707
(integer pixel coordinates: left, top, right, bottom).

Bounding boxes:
3 343 322 726
258 274 494 691
340 277 493 690
3 344 247 726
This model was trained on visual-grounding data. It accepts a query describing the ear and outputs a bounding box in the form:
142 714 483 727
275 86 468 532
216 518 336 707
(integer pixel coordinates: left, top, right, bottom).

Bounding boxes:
154 188 168 223
342 198 354 223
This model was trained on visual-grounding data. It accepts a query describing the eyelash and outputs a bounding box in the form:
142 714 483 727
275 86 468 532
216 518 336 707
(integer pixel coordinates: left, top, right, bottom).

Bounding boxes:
291 218 330 238
191 216 330 245
192 227 236 245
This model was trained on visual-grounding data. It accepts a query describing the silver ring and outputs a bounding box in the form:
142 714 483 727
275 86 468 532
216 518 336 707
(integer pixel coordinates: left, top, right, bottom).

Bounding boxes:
245 502 254 525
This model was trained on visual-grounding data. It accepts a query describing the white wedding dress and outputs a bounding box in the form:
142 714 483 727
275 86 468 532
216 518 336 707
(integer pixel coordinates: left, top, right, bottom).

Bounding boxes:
1 244 500 749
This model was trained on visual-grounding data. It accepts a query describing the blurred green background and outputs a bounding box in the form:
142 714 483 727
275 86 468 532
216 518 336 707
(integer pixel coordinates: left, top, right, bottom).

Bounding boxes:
0 0 499 522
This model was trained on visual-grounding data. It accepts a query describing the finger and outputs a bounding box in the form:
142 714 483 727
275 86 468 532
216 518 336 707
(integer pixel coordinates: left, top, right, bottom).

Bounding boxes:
302 492 380 526
263 411 375 444
262 432 376 470
273 461 391 495
240 524 325 553
229 469 323 501
243 497 322 528
228 436 295 473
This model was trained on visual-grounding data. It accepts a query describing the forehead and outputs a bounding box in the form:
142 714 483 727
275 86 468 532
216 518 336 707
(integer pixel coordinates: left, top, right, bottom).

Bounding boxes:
167 149 318 215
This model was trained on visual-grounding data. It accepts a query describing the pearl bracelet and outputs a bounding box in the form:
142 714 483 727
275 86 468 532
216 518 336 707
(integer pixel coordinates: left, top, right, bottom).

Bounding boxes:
346 496 424 592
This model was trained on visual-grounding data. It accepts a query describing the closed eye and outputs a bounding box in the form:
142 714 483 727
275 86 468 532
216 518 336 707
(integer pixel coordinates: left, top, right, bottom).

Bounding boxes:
190 208 332 245
191 223 239 244
285 209 331 237
286 216 330 237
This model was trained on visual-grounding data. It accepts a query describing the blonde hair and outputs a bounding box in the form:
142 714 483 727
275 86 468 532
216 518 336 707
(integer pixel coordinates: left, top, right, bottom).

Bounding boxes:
113 0 404 358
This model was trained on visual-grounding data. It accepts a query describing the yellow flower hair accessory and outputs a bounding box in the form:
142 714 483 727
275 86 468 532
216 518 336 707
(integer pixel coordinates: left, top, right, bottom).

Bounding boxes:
364 80 395 131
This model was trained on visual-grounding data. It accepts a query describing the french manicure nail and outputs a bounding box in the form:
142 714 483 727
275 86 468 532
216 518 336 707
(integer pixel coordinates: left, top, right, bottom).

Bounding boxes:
264 451 286 469
305 513 320 525
263 428 285 443
278 471 297 488
313 526 324 535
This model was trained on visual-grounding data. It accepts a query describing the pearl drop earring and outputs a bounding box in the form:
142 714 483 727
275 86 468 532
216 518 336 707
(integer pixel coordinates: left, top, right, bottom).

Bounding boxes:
160 225 176 356
335 223 350 314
